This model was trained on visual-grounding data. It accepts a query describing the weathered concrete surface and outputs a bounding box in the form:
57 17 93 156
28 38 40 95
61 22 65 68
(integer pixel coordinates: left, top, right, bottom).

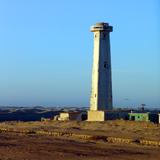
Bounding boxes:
90 22 113 112
87 110 105 121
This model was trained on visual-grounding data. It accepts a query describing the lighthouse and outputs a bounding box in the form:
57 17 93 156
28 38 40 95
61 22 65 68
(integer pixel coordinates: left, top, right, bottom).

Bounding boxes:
88 22 113 121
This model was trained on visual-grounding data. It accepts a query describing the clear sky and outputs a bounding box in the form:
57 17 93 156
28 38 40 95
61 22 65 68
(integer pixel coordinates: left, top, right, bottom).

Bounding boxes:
0 0 159 108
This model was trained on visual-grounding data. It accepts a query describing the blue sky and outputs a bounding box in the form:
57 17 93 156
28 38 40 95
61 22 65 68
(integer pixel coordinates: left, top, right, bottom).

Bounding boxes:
0 0 159 107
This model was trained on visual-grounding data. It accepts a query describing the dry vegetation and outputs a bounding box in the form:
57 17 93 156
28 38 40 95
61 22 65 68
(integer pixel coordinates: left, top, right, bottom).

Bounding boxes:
0 120 160 160
0 120 160 141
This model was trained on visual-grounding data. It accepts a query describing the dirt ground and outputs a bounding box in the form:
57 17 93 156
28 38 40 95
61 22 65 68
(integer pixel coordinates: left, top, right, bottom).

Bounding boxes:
0 120 160 140
0 120 160 160
0 132 160 160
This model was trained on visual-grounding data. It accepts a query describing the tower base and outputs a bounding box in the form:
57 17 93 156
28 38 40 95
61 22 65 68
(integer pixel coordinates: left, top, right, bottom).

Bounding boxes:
87 110 106 121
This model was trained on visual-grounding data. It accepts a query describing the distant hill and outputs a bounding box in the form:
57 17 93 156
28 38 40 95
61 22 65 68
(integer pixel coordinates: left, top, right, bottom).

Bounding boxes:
0 107 60 121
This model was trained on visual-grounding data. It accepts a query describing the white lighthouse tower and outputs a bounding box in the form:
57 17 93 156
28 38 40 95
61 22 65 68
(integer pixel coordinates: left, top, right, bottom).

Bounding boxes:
88 22 113 121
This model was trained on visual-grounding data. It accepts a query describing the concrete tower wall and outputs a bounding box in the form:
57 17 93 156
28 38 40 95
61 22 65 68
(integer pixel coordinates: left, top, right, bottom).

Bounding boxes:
90 22 113 111
98 31 112 110
90 31 100 111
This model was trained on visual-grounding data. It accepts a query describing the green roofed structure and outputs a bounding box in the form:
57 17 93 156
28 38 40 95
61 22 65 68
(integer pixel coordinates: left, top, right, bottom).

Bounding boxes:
128 113 149 122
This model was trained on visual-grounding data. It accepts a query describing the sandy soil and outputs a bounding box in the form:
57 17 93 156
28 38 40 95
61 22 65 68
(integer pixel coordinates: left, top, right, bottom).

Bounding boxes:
1 120 160 140
0 132 160 160
0 120 160 160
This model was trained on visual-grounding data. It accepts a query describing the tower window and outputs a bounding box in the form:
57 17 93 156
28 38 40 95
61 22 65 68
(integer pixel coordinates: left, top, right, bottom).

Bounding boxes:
104 62 110 69
104 62 107 68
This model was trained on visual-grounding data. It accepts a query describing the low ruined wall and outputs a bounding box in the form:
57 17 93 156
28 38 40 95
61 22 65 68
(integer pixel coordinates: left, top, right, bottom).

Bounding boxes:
139 139 160 146
107 137 133 144
0 127 160 147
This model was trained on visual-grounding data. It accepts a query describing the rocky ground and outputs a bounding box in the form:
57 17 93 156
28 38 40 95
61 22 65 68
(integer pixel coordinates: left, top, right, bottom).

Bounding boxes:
0 120 160 160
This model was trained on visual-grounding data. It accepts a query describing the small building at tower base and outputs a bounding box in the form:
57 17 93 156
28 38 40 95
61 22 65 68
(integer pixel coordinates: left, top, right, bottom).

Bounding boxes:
87 110 129 121
88 110 105 121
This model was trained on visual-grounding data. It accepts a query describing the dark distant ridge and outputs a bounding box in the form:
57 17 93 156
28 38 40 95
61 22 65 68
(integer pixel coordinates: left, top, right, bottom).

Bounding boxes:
0 106 88 122
0 108 60 122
